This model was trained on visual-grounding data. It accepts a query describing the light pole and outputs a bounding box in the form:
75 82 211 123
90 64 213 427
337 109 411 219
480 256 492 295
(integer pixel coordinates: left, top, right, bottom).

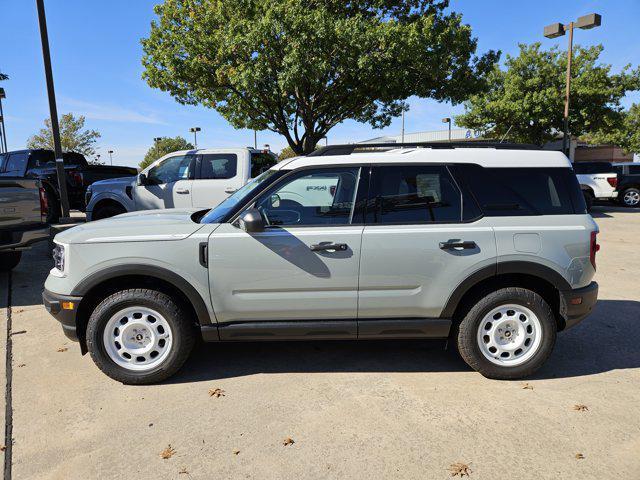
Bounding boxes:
442 117 452 142
0 88 7 153
544 13 601 156
107 150 114 165
36 0 70 220
190 127 201 148
153 137 162 143
253 130 257 149
401 108 405 143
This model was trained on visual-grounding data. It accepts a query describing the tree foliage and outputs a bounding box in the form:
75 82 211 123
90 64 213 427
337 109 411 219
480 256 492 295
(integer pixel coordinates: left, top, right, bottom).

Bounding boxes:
142 0 498 154
583 103 640 154
140 136 194 170
26 113 101 156
455 43 640 145
0 72 8 81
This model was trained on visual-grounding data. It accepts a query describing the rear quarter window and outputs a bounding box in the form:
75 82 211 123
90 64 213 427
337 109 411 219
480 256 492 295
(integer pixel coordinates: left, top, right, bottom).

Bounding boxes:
456 165 584 216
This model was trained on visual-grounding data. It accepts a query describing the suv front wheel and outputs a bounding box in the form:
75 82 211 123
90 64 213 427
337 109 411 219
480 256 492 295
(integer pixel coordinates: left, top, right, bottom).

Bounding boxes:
86 289 196 384
457 287 557 380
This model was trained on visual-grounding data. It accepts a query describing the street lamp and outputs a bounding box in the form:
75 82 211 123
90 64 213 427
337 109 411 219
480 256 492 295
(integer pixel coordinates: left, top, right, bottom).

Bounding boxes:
442 117 452 142
544 13 601 156
107 149 114 165
189 127 201 148
0 87 7 153
153 137 162 143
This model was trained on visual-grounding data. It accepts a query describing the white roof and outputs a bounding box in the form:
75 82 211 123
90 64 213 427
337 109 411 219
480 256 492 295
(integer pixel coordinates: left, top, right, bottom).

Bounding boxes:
275 147 571 170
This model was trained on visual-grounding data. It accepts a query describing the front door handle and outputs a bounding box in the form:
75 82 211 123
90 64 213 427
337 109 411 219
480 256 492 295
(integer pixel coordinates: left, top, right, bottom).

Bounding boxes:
310 242 348 252
224 187 237 194
176 188 190 194
439 240 477 250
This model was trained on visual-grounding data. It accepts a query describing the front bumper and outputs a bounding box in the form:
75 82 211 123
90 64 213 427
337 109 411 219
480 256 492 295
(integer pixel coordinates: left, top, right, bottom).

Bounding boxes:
42 289 82 341
561 281 598 330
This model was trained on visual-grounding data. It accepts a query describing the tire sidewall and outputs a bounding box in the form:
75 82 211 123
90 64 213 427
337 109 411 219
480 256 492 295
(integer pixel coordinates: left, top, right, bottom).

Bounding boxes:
87 290 193 383
622 188 640 207
458 288 557 379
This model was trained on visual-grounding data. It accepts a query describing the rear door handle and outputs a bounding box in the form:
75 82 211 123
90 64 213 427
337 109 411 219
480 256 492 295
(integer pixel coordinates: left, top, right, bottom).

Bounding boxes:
176 188 190 194
439 241 477 250
310 242 348 252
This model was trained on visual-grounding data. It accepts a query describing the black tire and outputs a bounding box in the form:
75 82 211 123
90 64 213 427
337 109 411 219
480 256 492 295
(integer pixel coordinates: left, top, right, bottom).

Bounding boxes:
92 202 126 221
620 187 640 208
582 190 594 212
45 188 61 224
86 289 196 384
0 251 22 271
456 287 557 380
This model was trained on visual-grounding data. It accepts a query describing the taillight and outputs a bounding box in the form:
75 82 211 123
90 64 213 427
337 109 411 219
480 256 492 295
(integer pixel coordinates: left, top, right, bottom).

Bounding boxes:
39 187 49 220
607 176 617 188
69 171 84 186
590 231 600 270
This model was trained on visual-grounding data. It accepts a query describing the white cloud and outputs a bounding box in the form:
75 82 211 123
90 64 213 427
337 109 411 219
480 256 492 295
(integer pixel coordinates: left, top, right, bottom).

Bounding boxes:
60 97 167 125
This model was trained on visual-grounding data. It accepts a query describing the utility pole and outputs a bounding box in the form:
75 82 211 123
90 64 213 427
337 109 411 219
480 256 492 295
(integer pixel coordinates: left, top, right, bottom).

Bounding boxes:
36 0 70 220
0 88 7 153
253 130 257 149
544 13 601 156
442 117 452 142
401 109 405 143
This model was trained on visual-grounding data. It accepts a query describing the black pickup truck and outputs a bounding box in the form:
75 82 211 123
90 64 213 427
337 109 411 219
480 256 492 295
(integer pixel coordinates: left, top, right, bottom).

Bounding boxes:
0 149 138 222
573 161 640 207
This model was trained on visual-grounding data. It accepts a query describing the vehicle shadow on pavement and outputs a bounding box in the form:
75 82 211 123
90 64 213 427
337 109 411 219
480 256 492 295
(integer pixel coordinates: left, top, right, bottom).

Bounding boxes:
168 299 640 384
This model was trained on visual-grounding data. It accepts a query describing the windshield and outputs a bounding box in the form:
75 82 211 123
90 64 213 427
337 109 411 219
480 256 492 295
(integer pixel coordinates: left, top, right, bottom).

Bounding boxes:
200 169 283 223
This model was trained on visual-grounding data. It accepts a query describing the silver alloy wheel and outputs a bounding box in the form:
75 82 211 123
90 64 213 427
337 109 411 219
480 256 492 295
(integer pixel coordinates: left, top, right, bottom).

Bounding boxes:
103 306 173 372
623 190 640 207
476 304 542 367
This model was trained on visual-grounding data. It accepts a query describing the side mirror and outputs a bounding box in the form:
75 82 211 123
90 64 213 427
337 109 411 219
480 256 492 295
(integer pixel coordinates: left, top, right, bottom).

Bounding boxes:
137 173 147 186
238 208 265 233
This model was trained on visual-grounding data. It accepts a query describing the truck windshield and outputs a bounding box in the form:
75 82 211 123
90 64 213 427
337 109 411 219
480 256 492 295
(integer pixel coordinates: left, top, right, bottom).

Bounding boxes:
200 169 284 224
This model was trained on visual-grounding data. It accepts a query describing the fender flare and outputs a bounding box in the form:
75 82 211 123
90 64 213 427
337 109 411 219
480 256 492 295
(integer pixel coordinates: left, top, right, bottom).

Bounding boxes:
71 264 212 325
440 261 572 318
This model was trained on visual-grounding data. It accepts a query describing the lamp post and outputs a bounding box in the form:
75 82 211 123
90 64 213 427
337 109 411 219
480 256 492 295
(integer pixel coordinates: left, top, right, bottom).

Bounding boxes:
189 127 201 148
544 13 601 156
442 117 452 142
153 137 162 143
36 0 70 220
107 150 114 165
0 88 7 153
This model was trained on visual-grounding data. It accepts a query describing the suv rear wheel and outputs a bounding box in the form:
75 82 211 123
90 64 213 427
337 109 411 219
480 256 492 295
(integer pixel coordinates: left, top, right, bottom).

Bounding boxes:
621 187 640 208
457 287 557 379
86 289 196 384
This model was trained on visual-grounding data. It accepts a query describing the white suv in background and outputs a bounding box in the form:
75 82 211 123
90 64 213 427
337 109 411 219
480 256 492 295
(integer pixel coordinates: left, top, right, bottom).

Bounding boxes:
84 147 277 220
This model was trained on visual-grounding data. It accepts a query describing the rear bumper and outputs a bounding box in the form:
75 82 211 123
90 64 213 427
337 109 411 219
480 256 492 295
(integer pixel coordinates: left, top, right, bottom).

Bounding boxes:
0 225 49 251
42 289 82 341
561 281 598 330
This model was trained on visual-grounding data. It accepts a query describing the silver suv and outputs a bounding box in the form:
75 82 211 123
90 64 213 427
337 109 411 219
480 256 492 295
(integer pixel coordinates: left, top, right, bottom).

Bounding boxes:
43 144 599 384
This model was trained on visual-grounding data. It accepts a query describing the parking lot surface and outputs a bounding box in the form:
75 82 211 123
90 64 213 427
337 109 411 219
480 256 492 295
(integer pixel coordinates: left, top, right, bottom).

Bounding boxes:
1 206 639 479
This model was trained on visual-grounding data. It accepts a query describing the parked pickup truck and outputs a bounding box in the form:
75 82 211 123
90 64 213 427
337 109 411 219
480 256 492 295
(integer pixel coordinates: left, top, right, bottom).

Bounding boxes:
572 162 618 211
1 178 49 271
574 161 640 208
0 149 138 223
85 147 277 221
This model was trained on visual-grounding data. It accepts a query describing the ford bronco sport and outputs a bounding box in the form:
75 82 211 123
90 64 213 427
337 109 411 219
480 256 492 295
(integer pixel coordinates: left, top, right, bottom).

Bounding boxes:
43 143 599 384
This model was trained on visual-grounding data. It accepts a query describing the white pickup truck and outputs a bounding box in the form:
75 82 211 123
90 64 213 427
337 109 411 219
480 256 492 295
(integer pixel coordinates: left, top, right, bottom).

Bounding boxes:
573 162 618 211
85 148 277 221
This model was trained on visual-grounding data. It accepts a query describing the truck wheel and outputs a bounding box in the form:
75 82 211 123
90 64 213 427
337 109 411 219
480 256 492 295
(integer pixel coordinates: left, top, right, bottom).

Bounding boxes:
456 287 557 380
582 191 594 212
45 189 61 224
621 188 640 208
92 203 126 221
86 289 196 384
0 251 22 271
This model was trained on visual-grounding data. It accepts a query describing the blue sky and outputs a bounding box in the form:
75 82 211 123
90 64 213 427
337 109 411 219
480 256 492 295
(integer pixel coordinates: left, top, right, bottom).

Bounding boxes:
1 0 639 167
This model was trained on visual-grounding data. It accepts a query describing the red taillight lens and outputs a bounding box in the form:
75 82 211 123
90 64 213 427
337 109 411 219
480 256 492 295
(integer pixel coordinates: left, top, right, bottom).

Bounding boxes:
590 231 599 270
607 176 617 188
39 187 49 219
69 171 84 186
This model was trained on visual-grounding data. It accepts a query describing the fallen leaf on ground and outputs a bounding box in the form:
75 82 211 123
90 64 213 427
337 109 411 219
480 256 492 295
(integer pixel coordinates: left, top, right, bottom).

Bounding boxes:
56 347 68 353
17 364 26 368
282 437 295 446
232 449 240 455
160 445 176 459
573 404 589 412
208 388 225 398
178 467 189 474
575 453 585 460
448 462 472 477
522 383 533 390
15 309 24 313
0 446 6 452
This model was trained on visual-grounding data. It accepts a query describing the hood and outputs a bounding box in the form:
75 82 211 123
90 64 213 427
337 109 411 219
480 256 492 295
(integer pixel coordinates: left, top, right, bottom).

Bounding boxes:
89 176 136 189
55 208 207 244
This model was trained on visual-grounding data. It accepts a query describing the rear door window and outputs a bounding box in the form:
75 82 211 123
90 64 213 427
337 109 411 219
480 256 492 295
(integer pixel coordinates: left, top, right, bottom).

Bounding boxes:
3 152 29 176
198 154 238 179
250 152 278 178
628 165 640 174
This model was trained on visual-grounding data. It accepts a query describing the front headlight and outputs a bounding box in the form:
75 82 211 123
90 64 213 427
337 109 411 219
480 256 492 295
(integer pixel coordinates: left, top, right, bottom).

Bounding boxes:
52 243 66 276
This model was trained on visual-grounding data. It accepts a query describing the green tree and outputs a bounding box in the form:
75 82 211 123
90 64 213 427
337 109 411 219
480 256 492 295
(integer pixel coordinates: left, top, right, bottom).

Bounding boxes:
583 103 640 154
26 113 101 156
140 136 194 170
0 72 8 81
142 0 498 155
278 146 298 161
456 43 640 146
